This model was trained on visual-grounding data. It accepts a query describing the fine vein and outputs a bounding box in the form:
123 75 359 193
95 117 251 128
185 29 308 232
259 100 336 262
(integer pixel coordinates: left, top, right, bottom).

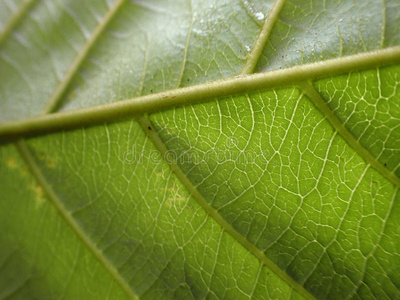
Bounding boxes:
137 116 316 300
15 139 138 300
40 0 127 114
241 0 286 74
1 46 400 139
379 0 386 48
176 0 194 87
0 0 38 46
299 81 400 187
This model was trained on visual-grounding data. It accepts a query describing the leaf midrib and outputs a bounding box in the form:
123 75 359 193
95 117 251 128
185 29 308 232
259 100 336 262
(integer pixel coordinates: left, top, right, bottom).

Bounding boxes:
2 46 400 188
1 45 400 139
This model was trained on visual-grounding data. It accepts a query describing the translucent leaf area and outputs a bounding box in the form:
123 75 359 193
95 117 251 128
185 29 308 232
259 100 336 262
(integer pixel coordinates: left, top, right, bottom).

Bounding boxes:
0 0 399 299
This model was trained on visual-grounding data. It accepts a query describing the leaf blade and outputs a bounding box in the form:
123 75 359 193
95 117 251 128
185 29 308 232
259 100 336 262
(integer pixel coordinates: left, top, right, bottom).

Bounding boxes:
0 0 400 299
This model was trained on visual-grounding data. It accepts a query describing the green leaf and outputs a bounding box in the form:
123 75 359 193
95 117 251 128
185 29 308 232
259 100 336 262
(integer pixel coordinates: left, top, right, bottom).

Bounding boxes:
0 0 399 299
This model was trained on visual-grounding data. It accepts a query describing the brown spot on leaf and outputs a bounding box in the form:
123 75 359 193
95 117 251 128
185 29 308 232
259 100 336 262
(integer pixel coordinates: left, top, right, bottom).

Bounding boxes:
6 157 17 168
47 159 56 168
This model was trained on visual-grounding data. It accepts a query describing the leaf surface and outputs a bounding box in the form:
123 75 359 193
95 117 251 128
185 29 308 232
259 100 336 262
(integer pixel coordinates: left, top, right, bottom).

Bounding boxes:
0 0 399 299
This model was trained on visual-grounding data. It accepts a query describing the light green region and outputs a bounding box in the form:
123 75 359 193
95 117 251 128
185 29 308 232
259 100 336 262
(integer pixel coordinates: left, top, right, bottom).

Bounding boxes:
0 144 128 299
314 65 400 177
149 87 400 298
25 120 302 299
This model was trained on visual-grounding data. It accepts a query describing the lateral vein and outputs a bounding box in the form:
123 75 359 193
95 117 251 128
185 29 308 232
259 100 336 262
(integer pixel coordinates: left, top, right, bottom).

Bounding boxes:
0 0 38 46
241 0 286 74
40 0 127 114
15 139 138 300
298 81 400 187
137 116 316 300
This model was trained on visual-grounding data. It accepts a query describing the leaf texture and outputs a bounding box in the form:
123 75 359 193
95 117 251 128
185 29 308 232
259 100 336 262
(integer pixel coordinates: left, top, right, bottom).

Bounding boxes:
0 0 399 299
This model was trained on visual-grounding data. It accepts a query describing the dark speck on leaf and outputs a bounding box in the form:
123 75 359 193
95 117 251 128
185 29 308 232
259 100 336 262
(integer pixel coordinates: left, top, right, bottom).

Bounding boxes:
148 126 152 131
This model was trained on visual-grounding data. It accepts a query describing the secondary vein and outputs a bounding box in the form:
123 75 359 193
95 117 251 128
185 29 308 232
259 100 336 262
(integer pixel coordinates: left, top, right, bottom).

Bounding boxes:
241 0 286 74
176 0 194 88
11 2 137 299
40 0 127 114
0 0 38 46
15 139 138 300
136 116 316 300
299 81 400 188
